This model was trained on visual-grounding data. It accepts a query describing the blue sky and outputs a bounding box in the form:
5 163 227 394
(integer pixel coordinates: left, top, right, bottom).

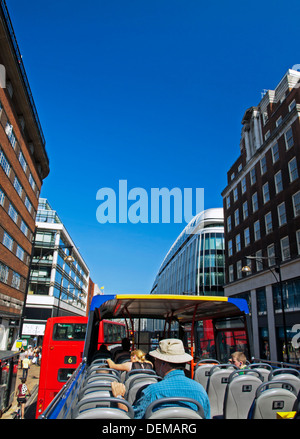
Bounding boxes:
7 0 300 294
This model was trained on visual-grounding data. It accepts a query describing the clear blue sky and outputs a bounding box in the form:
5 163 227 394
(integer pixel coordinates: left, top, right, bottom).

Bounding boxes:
7 0 300 294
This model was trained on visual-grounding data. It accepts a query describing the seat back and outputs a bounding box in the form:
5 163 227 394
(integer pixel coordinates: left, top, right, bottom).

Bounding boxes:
145 397 205 419
78 382 112 400
126 374 161 405
194 363 219 391
224 370 263 419
124 369 157 391
248 363 273 382
206 364 237 418
73 397 134 419
269 368 300 396
251 381 298 419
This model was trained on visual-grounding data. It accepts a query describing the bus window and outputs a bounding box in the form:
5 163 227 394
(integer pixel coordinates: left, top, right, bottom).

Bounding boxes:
52 323 87 341
57 368 76 382
214 317 249 363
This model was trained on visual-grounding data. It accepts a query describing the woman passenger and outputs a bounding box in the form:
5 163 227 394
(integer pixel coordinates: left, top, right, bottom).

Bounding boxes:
106 349 153 373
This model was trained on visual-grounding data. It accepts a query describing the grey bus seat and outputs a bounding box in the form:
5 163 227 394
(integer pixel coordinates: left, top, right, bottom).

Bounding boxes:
126 374 161 405
86 366 120 378
84 373 120 386
249 381 298 419
124 369 157 390
248 363 273 382
223 369 263 419
268 368 300 396
193 359 220 391
206 364 238 418
144 397 206 419
73 397 134 419
78 382 112 400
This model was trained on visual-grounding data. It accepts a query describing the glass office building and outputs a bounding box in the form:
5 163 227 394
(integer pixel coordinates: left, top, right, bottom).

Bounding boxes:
151 208 225 296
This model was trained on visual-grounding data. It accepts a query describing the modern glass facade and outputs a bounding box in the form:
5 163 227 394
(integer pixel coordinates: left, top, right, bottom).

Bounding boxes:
151 208 225 296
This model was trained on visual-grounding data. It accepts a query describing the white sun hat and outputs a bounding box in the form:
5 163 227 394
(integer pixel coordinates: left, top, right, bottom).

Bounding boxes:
149 338 193 363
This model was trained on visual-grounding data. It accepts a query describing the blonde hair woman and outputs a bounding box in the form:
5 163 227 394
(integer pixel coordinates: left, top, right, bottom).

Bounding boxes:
106 349 153 373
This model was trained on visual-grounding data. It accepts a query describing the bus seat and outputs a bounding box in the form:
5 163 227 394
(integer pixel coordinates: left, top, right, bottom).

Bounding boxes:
126 374 161 405
87 366 120 377
223 369 263 419
73 397 134 419
84 373 120 385
249 381 298 419
78 382 113 400
248 363 273 382
194 360 220 391
206 364 238 418
124 369 157 391
116 354 131 364
91 352 112 362
144 397 205 419
268 368 300 396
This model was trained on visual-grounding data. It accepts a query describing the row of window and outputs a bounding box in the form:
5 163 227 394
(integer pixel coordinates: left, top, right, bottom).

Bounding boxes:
1 227 29 265
0 145 37 221
228 232 300 283
0 185 33 242
0 100 40 198
227 125 296 209
0 260 25 292
228 192 300 258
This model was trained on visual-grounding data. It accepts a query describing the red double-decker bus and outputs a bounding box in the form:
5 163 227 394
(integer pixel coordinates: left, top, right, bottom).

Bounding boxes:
36 316 126 418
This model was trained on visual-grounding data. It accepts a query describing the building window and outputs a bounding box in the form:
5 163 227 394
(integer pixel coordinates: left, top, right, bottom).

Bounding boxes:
276 116 283 127
254 220 261 241
265 212 272 234
267 244 276 266
236 234 241 252
228 240 233 257
296 230 300 254
29 173 36 191
0 187 5 206
244 227 250 246
243 201 248 220
0 262 9 283
233 187 238 202
263 112 269 125
13 177 23 197
289 99 296 112
3 231 13 251
241 177 246 194
234 209 240 227
272 143 279 163
20 220 29 237
16 245 24 261
264 130 270 141
11 271 21 289
277 202 287 226
5 122 16 148
252 192 258 212
288 157 298 182
274 170 283 193
18 150 27 173
25 197 32 214
260 156 267 174
227 216 232 232
292 191 300 217
229 265 234 282
0 148 11 176
250 168 256 185
280 236 290 261
256 250 263 271
226 195 231 209
8 204 18 223
285 127 294 149
236 260 242 279
262 182 270 204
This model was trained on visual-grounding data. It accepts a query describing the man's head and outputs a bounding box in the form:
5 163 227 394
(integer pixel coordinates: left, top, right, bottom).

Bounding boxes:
149 338 192 377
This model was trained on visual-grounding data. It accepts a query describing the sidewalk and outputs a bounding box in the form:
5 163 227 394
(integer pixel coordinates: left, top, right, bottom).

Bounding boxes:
1 362 40 419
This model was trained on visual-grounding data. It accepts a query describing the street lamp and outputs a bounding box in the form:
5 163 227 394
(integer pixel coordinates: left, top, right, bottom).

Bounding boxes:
242 255 290 363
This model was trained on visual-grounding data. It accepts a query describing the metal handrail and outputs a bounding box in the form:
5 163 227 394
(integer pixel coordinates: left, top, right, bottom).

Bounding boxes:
251 358 300 370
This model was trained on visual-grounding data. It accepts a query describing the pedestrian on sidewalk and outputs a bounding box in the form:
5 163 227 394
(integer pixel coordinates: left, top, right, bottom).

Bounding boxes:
16 378 31 419
22 354 31 380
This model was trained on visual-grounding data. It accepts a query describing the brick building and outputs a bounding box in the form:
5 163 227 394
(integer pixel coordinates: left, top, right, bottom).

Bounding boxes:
0 2 49 349
222 69 300 363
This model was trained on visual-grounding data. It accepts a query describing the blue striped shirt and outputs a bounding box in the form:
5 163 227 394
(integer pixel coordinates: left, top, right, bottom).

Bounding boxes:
133 369 211 419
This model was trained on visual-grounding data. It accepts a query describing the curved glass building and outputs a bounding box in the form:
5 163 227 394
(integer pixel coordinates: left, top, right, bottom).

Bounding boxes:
150 208 225 296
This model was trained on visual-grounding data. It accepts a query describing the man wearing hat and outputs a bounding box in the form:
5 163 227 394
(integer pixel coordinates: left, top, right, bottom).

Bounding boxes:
111 338 210 419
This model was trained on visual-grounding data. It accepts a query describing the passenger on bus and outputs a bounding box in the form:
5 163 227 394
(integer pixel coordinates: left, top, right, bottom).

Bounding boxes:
229 351 247 369
112 338 131 363
106 349 153 373
111 338 211 419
